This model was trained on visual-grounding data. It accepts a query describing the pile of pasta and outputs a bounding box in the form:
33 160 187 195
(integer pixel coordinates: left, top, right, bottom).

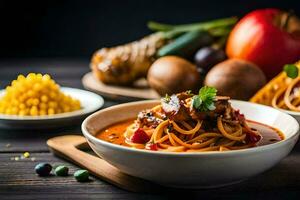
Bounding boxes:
124 104 259 152
251 61 300 111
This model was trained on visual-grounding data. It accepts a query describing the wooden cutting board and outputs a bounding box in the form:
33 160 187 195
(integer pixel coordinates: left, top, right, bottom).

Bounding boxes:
47 135 162 193
82 72 160 101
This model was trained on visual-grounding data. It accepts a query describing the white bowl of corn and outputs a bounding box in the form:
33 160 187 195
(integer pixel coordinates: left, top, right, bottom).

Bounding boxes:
0 73 104 129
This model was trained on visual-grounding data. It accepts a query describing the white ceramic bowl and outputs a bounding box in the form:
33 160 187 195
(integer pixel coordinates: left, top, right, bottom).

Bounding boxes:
82 100 299 188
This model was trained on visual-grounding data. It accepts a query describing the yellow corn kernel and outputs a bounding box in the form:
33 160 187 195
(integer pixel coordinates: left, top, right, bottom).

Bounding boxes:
27 90 35 97
11 80 18 87
48 108 55 115
23 152 30 158
39 102 47 109
33 83 42 91
63 106 70 112
42 74 51 81
41 95 48 103
19 103 26 109
39 109 47 115
32 98 39 106
11 107 19 114
12 99 19 106
72 104 81 110
19 85 27 93
50 84 59 91
17 75 25 81
0 106 5 113
36 73 43 79
5 108 12 115
19 110 26 116
49 92 57 99
26 99 33 106
5 86 11 92
48 101 58 109
26 73 36 82
30 106 38 116
18 94 27 103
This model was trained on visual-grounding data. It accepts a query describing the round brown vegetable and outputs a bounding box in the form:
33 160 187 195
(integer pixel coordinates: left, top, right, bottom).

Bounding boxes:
204 59 266 100
147 56 201 96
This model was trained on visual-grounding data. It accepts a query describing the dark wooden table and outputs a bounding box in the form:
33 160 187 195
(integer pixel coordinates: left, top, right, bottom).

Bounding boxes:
0 59 300 200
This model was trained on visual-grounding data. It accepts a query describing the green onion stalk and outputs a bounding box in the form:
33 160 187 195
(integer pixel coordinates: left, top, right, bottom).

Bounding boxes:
148 17 238 39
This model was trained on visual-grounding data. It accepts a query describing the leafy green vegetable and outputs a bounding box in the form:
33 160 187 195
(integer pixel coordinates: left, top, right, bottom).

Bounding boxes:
147 17 238 34
192 86 217 112
284 64 298 79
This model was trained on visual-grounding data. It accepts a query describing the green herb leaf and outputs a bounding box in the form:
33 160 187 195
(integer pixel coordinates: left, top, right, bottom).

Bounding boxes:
199 86 217 102
192 86 217 112
284 64 298 79
163 94 171 103
192 95 202 109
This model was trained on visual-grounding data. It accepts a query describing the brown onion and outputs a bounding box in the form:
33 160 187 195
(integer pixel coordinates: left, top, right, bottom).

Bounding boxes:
147 56 201 96
204 59 266 100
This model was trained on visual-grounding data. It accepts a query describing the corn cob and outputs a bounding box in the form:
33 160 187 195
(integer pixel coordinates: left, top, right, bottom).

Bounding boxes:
250 61 300 105
91 33 167 85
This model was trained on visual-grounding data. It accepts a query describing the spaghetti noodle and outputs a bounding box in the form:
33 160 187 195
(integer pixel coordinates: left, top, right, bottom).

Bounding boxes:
272 76 300 111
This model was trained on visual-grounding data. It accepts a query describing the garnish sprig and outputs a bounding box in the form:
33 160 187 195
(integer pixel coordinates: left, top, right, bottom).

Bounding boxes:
192 86 217 112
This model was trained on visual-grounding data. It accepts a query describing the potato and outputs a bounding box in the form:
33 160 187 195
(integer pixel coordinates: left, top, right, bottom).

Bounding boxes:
147 56 201 96
204 59 266 100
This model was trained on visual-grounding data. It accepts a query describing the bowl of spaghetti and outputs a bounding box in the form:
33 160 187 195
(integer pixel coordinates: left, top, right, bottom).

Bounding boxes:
82 87 299 188
250 62 300 123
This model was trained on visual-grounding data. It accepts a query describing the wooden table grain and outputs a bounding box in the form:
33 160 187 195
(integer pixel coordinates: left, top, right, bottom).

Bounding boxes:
0 59 300 200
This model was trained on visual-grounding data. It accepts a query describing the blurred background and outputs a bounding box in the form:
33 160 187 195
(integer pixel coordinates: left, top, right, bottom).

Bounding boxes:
0 0 299 59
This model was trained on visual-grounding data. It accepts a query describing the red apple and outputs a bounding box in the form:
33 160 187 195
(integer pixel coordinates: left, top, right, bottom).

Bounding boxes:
226 8 300 79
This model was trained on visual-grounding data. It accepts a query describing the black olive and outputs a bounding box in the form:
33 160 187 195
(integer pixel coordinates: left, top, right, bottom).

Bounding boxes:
35 163 52 176
194 47 226 71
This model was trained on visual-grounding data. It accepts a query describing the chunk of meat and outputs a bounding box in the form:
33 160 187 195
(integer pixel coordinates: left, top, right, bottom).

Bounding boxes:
137 110 163 128
214 98 232 119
